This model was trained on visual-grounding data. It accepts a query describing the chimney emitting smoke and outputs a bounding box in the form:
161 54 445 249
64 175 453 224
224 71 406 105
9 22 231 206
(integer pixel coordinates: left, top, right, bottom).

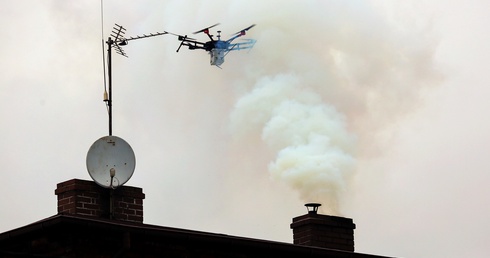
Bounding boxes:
291 204 356 251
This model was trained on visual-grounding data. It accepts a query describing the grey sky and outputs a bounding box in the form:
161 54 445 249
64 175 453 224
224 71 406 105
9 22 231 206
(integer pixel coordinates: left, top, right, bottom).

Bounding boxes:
1 1 490 257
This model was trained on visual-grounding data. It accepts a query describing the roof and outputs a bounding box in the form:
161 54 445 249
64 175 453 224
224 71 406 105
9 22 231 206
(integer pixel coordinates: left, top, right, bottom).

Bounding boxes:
0 214 392 257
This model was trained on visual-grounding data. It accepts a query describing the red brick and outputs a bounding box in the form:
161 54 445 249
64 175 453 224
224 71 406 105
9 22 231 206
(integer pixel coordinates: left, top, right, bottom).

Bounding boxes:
55 179 145 223
127 204 142 210
291 213 355 251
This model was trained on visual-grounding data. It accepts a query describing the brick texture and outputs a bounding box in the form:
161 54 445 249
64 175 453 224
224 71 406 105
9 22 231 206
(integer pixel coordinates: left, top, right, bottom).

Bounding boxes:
55 179 145 223
290 213 356 251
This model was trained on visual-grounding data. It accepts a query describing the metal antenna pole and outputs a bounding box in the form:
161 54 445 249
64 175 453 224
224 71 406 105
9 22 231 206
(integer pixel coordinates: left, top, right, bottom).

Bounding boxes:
107 37 113 136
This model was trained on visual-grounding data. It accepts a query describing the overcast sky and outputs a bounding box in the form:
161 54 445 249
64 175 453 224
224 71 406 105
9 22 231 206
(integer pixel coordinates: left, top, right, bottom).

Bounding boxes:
1 1 490 257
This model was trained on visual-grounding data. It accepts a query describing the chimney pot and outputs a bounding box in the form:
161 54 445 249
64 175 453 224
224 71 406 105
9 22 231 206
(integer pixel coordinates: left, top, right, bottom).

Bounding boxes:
305 203 321 214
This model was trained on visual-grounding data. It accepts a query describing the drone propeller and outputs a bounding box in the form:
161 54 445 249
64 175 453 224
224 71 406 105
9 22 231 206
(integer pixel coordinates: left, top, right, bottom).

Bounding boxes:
193 23 220 34
233 24 256 36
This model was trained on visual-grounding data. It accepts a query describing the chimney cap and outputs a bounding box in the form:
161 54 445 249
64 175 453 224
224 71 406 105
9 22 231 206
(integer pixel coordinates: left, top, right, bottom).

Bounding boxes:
305 203 321 214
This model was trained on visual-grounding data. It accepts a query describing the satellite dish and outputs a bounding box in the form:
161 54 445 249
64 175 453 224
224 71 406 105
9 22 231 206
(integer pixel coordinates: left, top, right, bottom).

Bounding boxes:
86 136 136 188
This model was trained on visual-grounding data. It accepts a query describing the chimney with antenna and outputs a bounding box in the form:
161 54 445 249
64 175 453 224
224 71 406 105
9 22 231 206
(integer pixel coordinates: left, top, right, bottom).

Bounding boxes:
290 203 356 251
55 179 145 223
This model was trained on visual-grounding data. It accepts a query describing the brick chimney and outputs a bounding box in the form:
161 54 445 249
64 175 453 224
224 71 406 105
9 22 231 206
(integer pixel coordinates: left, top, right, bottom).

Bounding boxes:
55 179 145 223
290 203 356 251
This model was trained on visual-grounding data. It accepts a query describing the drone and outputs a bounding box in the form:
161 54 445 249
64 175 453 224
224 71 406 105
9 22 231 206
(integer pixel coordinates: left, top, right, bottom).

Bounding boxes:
167 23 256 67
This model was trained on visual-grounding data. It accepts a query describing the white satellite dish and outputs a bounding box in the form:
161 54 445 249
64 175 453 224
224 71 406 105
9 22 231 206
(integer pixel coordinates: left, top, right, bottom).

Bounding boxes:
86 136 136 188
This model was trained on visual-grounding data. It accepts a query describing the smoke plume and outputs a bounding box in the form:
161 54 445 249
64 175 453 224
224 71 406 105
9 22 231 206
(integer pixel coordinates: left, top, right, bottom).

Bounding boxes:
225 1 439 214
230 74 356 213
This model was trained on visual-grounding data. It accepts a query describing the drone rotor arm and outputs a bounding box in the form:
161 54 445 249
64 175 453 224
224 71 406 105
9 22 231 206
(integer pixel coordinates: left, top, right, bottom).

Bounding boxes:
176 35 187 52
177 37 208 52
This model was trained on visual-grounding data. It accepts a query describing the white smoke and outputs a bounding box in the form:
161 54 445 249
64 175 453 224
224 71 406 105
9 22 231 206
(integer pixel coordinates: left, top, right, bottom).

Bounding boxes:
230 74 356 213
226 1 439 214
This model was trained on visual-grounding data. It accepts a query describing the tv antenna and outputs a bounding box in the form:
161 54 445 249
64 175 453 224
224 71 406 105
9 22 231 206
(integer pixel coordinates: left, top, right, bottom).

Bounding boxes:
104 24 168 136
87 23 168 190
